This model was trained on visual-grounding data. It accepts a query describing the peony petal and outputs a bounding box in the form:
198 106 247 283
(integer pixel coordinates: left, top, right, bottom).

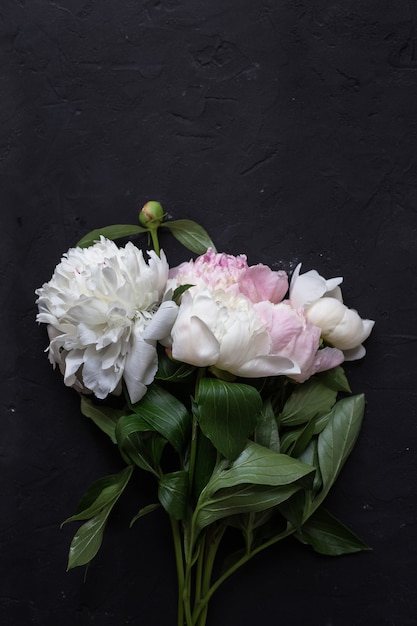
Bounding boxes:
325 308 372 350
63 349 85 380
123 334 159 404
289 346 344 382
361 318 375 343
315 346 345 372
172 314 220 367
306 297 346 337
143 300 178 341
290 264 343 309
77 323 100 346
217 323 270 372
100 341 125 369
326 285 343 301
238 265 288 304
235 354 300 377
343 344 366 361
82 349 122 399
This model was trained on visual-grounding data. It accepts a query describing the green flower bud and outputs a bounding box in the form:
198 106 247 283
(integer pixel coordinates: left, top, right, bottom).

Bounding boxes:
139 201 164 228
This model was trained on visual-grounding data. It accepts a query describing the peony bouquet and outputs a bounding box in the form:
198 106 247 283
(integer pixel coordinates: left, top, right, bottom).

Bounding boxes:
36 202 374 626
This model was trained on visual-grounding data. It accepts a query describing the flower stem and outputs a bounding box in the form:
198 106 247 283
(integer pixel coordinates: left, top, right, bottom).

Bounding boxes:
170 516 186 626
192 526 296 624
194 534 206 612
188 368 205 494
195 524 226 626
149 227 160 257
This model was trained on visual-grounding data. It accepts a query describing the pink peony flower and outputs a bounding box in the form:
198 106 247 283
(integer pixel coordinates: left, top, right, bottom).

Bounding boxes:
168 288 299 378
169 248 288 303
254 301 344 382
166 250 343 380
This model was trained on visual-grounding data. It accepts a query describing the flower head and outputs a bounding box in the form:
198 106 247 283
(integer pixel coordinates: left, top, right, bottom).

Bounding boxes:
290 264 374 360
139 200 165 228
169 248 288 303
36 237 177 403
166 250 343 380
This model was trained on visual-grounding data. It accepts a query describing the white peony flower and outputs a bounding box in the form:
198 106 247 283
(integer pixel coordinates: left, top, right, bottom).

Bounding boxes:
36 237 177 403
289 263 343 309
305 297 374 360
290 263 374 360
166 252 344 381
168 287 299 377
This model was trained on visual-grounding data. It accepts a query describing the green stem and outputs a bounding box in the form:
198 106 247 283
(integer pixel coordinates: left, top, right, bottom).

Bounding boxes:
188 368 205 495
244 512 255 555
194 534 206 612
192 526 296 624
182 548 196 626
182 524 197 626
178 368 207 625
170 516 186 626
149 227 160 256
195 524 226 626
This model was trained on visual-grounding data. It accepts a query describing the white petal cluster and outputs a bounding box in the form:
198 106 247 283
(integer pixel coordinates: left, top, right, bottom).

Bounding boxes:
36 237 177 402
168 288 299 377
290 264 374 360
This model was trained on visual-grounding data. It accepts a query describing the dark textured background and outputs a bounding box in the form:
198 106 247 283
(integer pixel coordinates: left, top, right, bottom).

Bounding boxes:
2 1 417 624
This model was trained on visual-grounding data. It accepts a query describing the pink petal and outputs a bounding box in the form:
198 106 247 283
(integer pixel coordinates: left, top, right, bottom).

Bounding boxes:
238 265 288 304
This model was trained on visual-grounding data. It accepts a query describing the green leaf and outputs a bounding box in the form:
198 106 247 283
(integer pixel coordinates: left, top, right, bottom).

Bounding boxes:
311 411 333 435
280 415 321 458
80 396 124 443
208 441 315 492
130 503 161 528
317 394 365 503
295 507 371 555
131 384 191 452
161 219 216 254
279 380 337 426
65 466 133 569
198 378 262 460
115 413 165 476
155 348 196 383
193 431 218 500
255 399 280 453
193 442 314 536
158 471 189 520
278 490 306 529
195 483 301 533
299 439 322 494
318 366 351 393
67 508 110 569
172 283 194 303
226 509 274 533
63 466 134 524
76 224 148 248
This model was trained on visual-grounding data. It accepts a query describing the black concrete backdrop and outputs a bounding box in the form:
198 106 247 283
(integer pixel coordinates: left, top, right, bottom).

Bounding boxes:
2 1 417 625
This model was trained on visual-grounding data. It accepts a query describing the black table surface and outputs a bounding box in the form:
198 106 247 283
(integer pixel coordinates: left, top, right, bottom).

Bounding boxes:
2 2 416 625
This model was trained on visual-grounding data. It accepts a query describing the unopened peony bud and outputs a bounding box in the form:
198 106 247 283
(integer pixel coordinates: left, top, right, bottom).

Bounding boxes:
306 297 374 352
139 201 164 228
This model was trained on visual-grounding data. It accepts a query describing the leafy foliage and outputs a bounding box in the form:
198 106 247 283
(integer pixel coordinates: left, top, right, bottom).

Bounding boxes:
161 219 217 254
130 384 192 453
62 214 370 625
64 466 133 569
295 507 370 555
76 224 148 248
80 395 124 443
197 378 262 460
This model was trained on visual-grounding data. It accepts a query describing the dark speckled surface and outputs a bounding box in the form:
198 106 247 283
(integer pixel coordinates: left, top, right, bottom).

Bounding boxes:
2 1 417 624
